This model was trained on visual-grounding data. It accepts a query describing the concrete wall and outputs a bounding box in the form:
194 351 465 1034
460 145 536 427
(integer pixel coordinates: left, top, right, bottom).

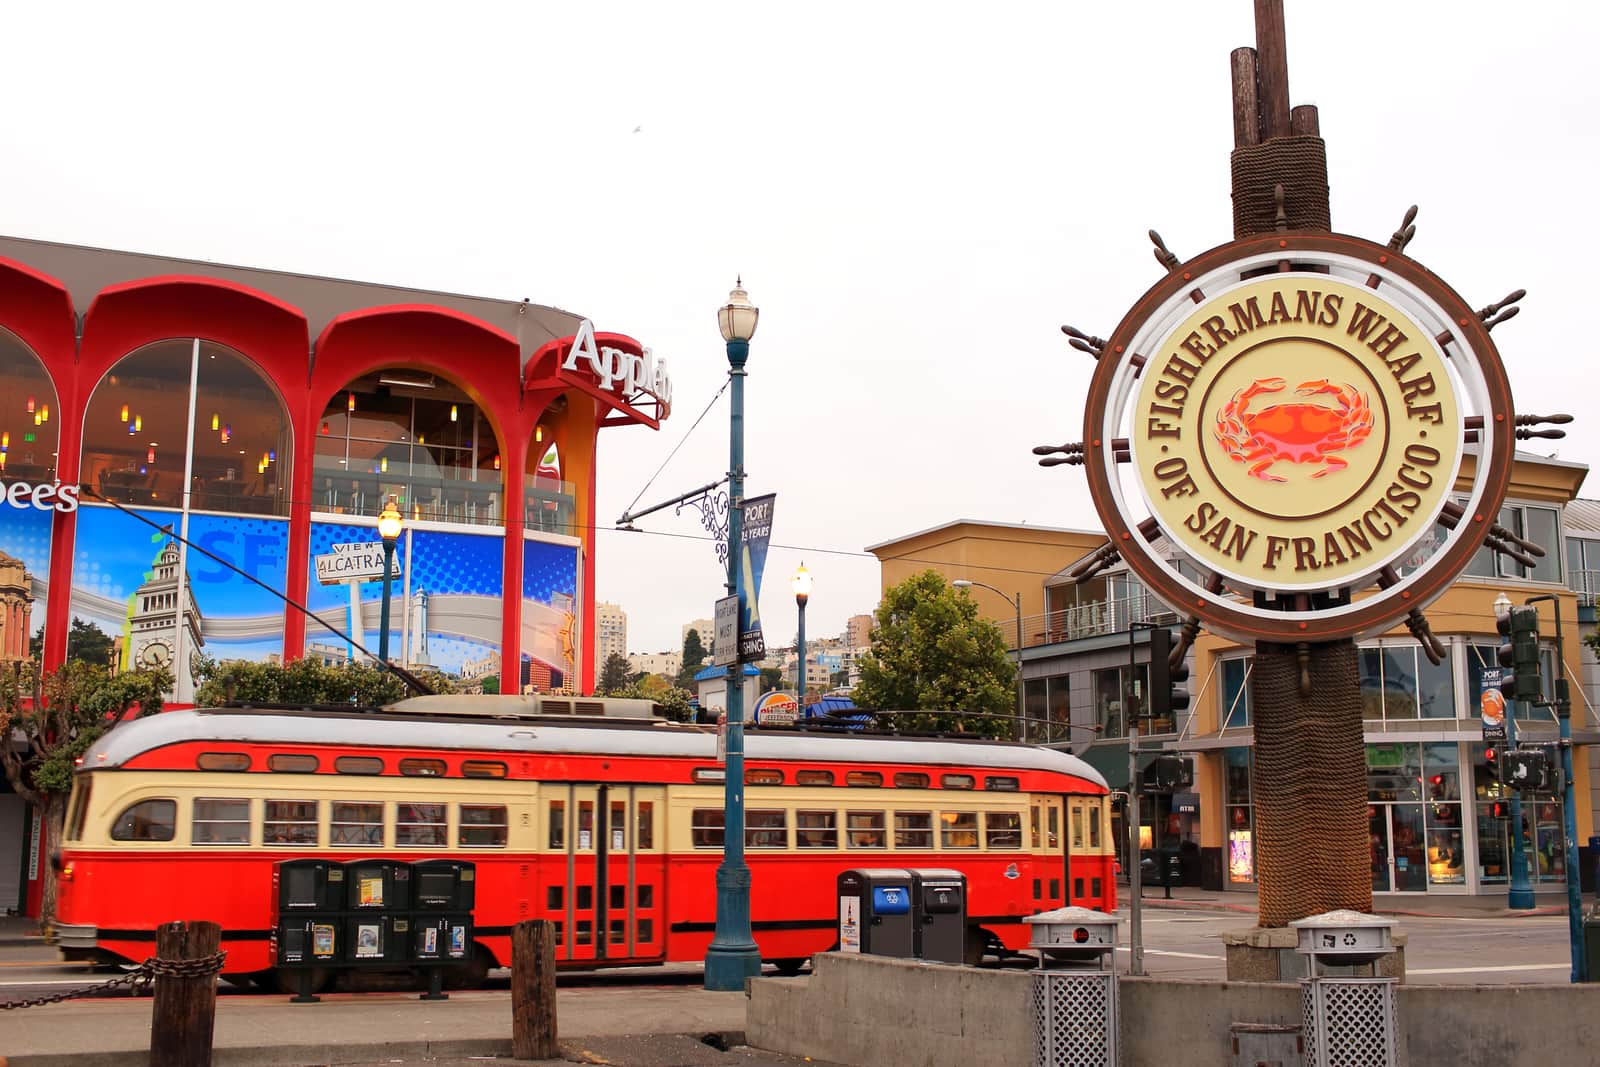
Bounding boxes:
749 953 1600 1067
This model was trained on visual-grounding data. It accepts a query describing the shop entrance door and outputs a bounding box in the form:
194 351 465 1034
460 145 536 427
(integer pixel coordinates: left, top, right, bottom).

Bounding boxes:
1369 803 1427 893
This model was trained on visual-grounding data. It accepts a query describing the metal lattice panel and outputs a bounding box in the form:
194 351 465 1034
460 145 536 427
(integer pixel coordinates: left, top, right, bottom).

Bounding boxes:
1300 978 1396 1067
1031 971 1116 1067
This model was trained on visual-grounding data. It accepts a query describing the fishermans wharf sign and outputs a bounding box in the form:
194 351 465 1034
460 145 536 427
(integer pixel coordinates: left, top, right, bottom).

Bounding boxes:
1081 232 1515 644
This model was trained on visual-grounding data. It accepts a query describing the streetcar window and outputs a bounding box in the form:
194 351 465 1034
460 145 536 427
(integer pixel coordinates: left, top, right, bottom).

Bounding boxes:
637 884 654 908
637 801 654 849
1088 803 1102 848
335 756 384 776
691 808 724 848
110 798 175 842
638 918 654 943
745 768 784 785
985 776 1020 792
796 769 834 786
197 752 250 772
1047 805 1059 849
796 810 838 849
692 767 726 783
459 805 507 847
331 802 384 846
267 754 318 773
940 811 979 849
549 800 565 849
893 811 933 849
985 811 1023 849
846 811 887 848
462 760 508 779
67 778 93 841
396 803 447 846
400 758 448 778
845 771 883 787
264 800 319 845
192 798 251 845
893 772 929 788
941 774 975 790
1071 804 1085 849
746 809 788 849
1030 807 1041 850
610 800 628 850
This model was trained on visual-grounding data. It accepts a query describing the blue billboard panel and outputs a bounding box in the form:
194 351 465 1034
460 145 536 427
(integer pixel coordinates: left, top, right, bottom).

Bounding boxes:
521 537 580 692
0 499 52 654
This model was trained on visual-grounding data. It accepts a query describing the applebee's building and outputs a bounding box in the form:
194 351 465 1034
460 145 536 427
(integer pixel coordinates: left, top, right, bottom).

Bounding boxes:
0 235 668 913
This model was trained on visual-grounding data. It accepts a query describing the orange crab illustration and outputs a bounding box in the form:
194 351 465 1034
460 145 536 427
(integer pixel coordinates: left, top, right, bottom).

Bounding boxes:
1213 377 1374 481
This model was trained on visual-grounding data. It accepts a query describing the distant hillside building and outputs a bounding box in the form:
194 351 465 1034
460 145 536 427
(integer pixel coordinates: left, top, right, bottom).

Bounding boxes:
596 602 628 667
628 651 681 679
846 613 874 649
682 617 714 656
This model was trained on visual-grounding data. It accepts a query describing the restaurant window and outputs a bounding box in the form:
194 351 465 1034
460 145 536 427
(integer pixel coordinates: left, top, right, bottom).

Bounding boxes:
459 804 508 847
1359 643 1454 722
1046 675 1072 745
263 800 318 845
192 797 251 844
0 328 61 484
315 372 502 527
82 340 292 515
1465 503 1562 582
1225 746 1254 884
331 801 384 846
396 802 447 846
1221 659 1251 729
1422 743 1464 885
110 798 176 842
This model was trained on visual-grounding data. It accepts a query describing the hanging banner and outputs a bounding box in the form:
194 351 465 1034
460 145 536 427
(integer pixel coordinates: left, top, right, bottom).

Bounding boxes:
1480 669 1508 742
736 493 776 662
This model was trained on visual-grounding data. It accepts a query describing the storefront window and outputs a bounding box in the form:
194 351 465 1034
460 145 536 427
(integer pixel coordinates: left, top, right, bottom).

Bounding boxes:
1224 746 1253 884
1367 743 1422 802
1047 675 1071 745
0 330 59 657
1024 678 1046 741
524 408 575 535
1221 658 1251 729
1094 667 1124 739
1359 643 1454 721
1423 743 1464 885
315 372 501 527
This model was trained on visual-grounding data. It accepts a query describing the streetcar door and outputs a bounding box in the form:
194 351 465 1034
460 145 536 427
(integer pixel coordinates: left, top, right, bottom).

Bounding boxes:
604 786 666 963
542 784 601 963
1031 796 1065 909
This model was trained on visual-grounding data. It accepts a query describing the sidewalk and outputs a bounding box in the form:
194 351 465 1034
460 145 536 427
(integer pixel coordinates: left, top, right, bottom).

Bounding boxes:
3 982 759 1067
1129 882 1570 918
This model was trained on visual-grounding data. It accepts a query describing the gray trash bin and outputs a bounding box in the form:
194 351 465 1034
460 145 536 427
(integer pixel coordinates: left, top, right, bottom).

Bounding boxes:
910 868 967 964
837 868 915 958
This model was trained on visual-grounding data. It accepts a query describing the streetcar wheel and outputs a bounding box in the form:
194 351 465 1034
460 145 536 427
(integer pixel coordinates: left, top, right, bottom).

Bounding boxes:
963 929 986 967
770 957 808 977
442 944 493 990
269 967 332 995
219 972 255 989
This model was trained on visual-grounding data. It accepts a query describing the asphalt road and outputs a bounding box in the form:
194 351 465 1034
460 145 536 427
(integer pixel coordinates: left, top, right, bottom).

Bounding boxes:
0 907 1578 1004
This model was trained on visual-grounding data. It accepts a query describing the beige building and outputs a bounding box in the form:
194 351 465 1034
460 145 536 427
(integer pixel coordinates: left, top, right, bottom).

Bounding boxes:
867 455 1599 899
628 651 681 679
596 602 627 667
682 618 714 656
846 613 874 649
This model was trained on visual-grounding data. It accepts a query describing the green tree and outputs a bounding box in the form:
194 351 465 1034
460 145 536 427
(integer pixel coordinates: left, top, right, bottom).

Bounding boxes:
679 628 707 687
65 618 115 666
599 652 633 696
480 674 500 695
0 659 173 919
759 666 784 693
853 570 1017 738
193 658 456 707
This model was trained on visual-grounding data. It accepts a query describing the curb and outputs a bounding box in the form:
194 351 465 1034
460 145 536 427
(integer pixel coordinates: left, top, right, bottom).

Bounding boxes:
1136 895 1570 920
10 1037 519 1067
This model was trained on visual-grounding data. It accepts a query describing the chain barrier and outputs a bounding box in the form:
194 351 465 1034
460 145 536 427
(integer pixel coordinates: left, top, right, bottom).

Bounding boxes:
1 950 226 1011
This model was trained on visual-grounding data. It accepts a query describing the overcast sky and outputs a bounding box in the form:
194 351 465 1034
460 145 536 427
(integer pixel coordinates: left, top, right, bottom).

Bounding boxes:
6 2 1596 655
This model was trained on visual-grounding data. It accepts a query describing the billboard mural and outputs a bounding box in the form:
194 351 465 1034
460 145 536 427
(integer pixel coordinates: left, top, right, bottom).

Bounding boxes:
521 536 580 693
0 500 51 657
306 520 507 684
68 505 290 692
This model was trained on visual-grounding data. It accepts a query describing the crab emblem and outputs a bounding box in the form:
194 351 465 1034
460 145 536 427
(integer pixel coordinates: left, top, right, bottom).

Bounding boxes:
1213 377 1374 482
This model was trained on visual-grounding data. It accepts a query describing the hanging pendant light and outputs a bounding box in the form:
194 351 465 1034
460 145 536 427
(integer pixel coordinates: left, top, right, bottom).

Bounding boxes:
147 447 156 463
221 425 231 444
380 456 388 473
536 425 544 443
450 404 458 422
348 393 356 412
134 414 142 432
211 413 220 431
33 412 42 427
1 431 9 449
39 405 48 423
26 397 34 414
128 422 136 436
120 404 129 423
493 454 501 470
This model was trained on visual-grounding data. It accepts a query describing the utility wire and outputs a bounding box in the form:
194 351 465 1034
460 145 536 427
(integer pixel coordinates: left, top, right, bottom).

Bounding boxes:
618 377 729 520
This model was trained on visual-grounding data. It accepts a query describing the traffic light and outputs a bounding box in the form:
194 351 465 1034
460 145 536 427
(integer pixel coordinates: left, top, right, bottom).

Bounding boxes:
1147 754 1194 791
1149 627 1190 721
1496 605 1543 703
1504 748 1560 792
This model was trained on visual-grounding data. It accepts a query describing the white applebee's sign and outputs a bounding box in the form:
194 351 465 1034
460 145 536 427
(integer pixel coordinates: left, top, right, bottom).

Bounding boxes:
561 320 672 408
0 478 80 512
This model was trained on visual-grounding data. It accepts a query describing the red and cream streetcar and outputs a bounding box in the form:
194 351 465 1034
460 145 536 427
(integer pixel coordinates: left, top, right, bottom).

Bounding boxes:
51 695 1114 987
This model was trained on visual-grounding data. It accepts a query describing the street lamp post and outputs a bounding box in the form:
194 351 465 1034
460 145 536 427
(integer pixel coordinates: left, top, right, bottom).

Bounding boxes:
1525 593 1585 981
1493 592 1536 910
705 280 763 992
952 579 1025 742
377 496 402 664
793 563 811 701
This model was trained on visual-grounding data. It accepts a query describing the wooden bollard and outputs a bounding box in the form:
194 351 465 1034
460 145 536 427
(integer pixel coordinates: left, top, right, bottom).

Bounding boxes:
149 920 222 1067
512 919 558 1060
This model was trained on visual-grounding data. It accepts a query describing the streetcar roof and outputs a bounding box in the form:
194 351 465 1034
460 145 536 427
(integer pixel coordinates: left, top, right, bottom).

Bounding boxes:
79 709 1108 787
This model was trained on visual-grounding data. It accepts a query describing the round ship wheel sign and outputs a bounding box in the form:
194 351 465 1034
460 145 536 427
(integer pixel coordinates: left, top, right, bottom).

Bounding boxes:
1082 233 1515 643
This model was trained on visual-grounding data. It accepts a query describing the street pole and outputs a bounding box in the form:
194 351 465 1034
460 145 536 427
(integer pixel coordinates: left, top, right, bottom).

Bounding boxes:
1497 590 1536 911
1127 621 1152 976
794 564 809 700
952 579 1026 742
705 282 762 992
1528 594 1585 982
377 497 402 664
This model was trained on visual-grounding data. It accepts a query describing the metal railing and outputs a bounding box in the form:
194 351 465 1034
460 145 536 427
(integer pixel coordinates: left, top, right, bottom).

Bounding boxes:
1018 591 1180 649
1568 567 1600 608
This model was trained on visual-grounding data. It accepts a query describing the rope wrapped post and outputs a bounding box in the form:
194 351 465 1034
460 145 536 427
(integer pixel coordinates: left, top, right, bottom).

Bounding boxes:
149 920 224 1067
512 919 559 1060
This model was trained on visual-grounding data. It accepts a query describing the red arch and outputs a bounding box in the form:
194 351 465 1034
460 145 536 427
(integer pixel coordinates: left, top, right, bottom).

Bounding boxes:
308 306 540 671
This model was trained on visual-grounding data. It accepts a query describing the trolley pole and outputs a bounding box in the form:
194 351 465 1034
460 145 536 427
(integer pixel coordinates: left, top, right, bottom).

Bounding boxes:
1127 622 1153 976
